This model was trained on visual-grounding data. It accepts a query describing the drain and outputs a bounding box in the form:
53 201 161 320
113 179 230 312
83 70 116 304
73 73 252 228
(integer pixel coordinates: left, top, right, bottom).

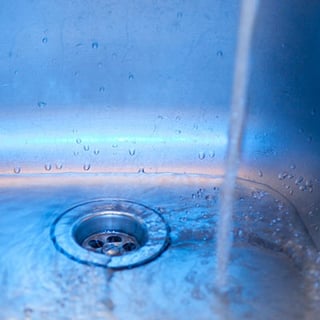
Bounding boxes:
75 214 146 257
51 199 169 269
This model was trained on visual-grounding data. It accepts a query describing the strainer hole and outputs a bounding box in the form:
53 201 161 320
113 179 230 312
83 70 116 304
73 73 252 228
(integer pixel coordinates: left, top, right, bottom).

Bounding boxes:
88 239 104 249
106 235 122 243
123 242 137 252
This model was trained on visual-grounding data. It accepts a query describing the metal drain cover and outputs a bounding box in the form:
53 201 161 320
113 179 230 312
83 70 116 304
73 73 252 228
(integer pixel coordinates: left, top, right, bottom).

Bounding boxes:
51 199 169 269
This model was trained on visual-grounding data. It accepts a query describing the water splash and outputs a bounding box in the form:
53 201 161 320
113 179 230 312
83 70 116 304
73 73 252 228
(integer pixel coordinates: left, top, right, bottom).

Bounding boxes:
215 0 259 291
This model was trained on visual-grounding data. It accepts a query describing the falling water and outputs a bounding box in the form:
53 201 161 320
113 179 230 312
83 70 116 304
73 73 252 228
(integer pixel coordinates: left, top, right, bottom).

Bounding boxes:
215 0 260 291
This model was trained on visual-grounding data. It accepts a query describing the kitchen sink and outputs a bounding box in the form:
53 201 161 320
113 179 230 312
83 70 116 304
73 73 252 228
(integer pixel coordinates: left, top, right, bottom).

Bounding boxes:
0 1 320 319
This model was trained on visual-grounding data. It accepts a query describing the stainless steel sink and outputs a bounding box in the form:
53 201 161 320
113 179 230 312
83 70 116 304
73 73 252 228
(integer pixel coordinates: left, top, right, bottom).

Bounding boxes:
0 1 320 319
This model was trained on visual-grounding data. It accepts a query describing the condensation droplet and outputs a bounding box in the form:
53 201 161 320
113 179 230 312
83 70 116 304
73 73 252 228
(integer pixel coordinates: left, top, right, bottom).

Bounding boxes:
93 149 100 155
112 144 118 148
198 152 205 160
42 37 48 43
13 167 21 174
258 170 263 177
128 73 134 80
290 164 296 170
83 145 90 151
138 168 145 173
45 164 52 171
83 164 91 171
295 176 304 185
76 138 82 144
99 86 105 93
129 149 136 156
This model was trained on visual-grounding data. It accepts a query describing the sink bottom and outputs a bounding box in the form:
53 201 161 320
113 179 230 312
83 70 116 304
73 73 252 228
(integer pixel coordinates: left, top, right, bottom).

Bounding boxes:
0 172 319 319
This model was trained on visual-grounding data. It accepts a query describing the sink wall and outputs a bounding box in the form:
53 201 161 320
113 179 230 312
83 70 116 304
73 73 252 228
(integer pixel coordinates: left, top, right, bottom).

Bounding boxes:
0 1 319 242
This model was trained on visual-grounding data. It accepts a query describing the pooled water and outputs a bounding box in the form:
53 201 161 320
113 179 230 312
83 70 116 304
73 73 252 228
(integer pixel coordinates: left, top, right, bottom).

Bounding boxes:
0 173 319 319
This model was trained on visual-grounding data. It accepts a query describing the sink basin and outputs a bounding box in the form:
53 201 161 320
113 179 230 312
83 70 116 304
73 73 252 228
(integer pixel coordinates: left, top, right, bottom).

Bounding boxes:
0 1 320 319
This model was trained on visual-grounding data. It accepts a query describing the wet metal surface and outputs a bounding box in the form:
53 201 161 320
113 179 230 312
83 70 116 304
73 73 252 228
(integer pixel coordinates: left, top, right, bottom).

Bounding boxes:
0 173 319 319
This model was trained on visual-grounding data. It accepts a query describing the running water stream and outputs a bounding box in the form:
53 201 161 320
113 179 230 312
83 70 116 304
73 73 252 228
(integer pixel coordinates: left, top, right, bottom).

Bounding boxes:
215 0 260 291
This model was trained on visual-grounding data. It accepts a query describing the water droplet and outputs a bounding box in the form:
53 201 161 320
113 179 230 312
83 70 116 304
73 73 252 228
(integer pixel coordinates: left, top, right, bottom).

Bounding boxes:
93 149 100 155
295 176 303 185
129 148 136 156
112 144 118 148
42 37 48 43
98 62 103 68
209 151 216 158
290 164 296 170
24 307 33 318
216 50 223 57
128 73 134 80
237 229 244 238
92 42 99 49
99 86 105 93
177 11 183 19
305 180 313 187
44 163 52 171
83 163 91 171
278 172 288 180
37 101 47 108
83 145 90 151
258 170 263 177
198 152 205 160
76 138 82 144
299 185 306 191
138 168 145 173
13 167 21 174
55 163 63 170
308 211 314 217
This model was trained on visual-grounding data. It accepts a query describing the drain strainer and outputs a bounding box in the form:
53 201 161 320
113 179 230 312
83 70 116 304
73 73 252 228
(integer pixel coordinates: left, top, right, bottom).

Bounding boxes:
51 199 169 269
